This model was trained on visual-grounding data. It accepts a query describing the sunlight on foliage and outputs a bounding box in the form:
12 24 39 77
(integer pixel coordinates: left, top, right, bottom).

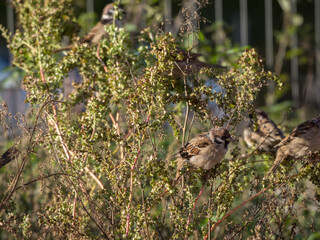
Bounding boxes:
1 0 320 239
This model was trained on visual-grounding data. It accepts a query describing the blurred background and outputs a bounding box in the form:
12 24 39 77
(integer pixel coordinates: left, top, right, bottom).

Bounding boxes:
0 0 319 120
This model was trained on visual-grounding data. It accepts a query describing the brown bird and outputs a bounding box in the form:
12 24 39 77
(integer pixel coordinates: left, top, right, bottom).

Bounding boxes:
266 116 320 177
243 109 284 153
172 49 226 78
177 127 231 171
53 3 123 53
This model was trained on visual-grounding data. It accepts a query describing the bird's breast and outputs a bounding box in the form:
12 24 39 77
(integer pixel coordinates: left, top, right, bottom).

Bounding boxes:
188 144 227 170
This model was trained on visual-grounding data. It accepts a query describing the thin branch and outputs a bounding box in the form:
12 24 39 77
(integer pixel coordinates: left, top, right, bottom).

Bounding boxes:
126 114 151 239
182 78 189 146
0 101 50 210
96 44 109 73
207 183 214 240
204 179 285 240
84 167 104 189
146 174 183 212
15 172 72 191
50 140 111 239
141 184 151 240
73 192 77 225
184 182 206 240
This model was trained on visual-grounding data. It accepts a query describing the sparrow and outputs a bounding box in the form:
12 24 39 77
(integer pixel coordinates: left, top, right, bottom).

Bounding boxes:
172 49 226 78
243 109 284 153
177 127 231 171
266 116 320 176
53 3 123 53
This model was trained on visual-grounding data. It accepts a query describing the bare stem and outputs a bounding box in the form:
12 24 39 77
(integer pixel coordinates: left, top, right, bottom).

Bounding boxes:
203 179 284 240
73 192 77 225
96 44 109 73
125 114 150 239
182 75 189 146
141 184 151 240
184 182 206 240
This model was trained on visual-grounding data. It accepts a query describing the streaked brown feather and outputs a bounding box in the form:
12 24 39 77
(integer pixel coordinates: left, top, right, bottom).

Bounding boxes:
179 137 211 159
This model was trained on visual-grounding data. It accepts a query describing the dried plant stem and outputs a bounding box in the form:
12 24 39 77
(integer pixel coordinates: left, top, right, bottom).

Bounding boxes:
207 183 214 239
15 173 72 190
73 192 77 225
146 174 183 212
182 95 189 145
84 167 104 189
109 112 125 160
126 146 142 239
225 106 237 129
0 100 49 210
126 114 150 239
96 44 109 73
141 184 151 240
184 182 206 240
40 66 74 162
204 180 283 240
51 143 111 239
181 75 189 191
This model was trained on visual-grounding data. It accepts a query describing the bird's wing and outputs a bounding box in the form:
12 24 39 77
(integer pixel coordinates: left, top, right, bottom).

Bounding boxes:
81 22 103 43
179 133 211 160
276 120 314 148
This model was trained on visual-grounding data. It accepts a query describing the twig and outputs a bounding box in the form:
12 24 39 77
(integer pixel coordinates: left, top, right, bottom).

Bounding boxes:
73 192 77 225
15 172 72 191
40 65 74 162
184 182 206 240
51 140 111 239
141 184 151 240
182 75 189 146
96 44 109 74
109 113 116 126
36 33 72 160
181 74 189 192
0 101 50 210
187 113 195 143
203 179 283 240
225 106 237 129
126 147 142 239
84 167 104 189
207 183 213 239
125 114 150 239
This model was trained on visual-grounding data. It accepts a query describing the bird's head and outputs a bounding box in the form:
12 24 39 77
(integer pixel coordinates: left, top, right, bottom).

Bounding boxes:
210 127 231 149
101 3 124 22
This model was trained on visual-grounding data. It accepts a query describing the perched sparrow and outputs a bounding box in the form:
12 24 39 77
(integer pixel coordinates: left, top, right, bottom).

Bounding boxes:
266 116 320 176
177 127 231 171
53 3 123 53
243 109 284 153
172 49 225 78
